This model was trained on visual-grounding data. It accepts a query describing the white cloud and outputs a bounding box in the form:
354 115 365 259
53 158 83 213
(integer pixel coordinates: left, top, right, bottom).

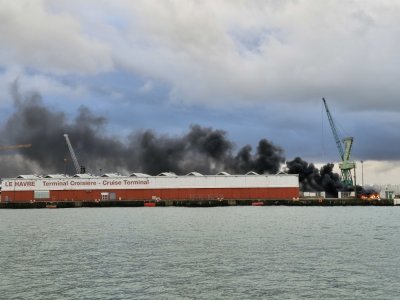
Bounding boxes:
3 0 400 109
138 81 154 94
0 0 113 74
359 160 400 186
0 68 88 106
75 0 400 109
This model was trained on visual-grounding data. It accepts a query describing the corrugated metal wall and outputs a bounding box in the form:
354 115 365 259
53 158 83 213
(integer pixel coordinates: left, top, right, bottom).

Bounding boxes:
2 187 299 203
1 174 299 203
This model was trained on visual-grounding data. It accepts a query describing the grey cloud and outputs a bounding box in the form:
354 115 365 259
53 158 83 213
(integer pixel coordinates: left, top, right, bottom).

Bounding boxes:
3 1 400 111
0 0 113 74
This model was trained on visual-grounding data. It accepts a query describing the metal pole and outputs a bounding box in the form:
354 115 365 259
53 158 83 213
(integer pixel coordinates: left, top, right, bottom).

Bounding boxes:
361 160 364 186
354 163 357 197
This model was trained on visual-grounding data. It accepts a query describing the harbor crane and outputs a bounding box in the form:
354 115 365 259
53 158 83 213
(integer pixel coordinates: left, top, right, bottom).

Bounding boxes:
322 98 355 188
63 134 85 174
0 144 32 151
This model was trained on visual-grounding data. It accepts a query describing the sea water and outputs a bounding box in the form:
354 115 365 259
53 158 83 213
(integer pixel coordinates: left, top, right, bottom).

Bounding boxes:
1 207 399 299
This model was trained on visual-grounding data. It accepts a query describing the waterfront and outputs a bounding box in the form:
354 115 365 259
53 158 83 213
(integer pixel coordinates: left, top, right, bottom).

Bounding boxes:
1 207 399 299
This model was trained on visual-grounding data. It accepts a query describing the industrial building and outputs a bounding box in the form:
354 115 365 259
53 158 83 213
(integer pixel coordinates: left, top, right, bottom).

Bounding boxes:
0 172 299 204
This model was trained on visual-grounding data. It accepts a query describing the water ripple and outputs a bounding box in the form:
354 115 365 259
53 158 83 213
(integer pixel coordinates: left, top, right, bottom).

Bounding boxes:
1 207 400 299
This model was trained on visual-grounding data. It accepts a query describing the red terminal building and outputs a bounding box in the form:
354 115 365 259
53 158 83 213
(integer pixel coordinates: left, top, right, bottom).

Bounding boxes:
0 172 299 204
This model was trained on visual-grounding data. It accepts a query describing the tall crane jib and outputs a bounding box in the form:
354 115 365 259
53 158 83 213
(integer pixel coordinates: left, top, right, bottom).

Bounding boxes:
63 134 85 174
322 98 355 188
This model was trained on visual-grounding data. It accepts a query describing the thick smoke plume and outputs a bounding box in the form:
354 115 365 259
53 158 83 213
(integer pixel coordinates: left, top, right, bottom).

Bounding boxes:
1 85 359 197
286 157 343 198
285 157 377 198
0 85 284 177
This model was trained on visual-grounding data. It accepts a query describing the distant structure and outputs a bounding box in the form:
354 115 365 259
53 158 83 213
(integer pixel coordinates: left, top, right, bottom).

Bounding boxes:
322 98 355 189
63 134 85 174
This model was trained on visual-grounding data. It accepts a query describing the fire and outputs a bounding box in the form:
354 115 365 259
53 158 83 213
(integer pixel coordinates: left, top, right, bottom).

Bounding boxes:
360 193 380 200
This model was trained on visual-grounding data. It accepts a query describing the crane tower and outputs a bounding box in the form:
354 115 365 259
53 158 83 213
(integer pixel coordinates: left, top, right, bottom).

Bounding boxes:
322 98 355 188
63 134 85 174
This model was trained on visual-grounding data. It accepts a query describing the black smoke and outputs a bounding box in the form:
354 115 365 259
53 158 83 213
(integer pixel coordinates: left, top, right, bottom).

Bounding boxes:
233 140 285 174
286 157 343 197
0 84 284 177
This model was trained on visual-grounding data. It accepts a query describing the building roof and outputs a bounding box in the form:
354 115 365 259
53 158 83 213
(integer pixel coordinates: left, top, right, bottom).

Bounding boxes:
101 173 123 177
44 174 69 178
245 171 259 175
216 171 230 176
16 175 41 179
186 172 203 176
73 173 93 178
130 173 150 177
157 172 176 177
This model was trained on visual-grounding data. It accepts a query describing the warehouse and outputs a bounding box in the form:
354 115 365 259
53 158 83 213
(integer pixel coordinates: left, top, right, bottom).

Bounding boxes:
0 172 299 203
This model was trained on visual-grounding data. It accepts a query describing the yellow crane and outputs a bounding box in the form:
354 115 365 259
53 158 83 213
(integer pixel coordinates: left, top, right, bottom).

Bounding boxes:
0 144 32 151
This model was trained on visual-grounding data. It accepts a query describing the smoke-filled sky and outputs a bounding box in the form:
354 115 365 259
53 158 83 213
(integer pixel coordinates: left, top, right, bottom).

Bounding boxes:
1 0 400 184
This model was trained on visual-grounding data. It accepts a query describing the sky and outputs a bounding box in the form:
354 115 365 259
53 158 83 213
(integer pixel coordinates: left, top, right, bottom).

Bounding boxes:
0 0 400 185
